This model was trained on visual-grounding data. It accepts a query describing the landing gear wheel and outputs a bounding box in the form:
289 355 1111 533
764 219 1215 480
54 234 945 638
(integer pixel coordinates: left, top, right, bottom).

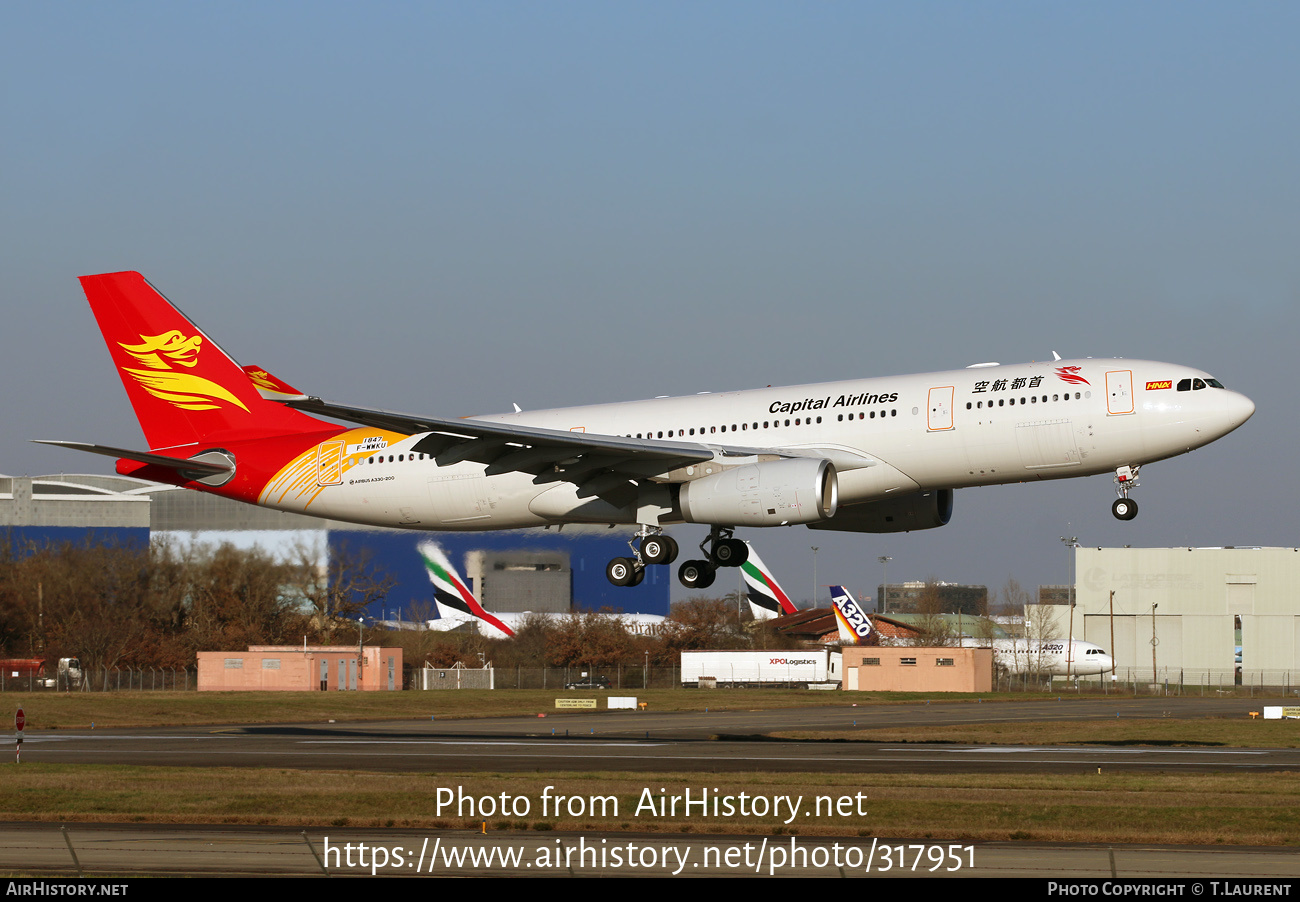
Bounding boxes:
640 535 678 565
678 559 717 589
710 538 748 567
1112 498 1138 521
628 566 645 587
606 557 639 586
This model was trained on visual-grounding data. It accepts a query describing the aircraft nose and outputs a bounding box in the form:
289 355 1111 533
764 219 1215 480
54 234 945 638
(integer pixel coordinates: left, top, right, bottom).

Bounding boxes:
1224 391 1255 432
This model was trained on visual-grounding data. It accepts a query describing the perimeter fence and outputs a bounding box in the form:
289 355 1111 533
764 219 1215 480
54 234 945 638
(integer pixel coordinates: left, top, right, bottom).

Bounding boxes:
0 667 196 692
997 667 1300 697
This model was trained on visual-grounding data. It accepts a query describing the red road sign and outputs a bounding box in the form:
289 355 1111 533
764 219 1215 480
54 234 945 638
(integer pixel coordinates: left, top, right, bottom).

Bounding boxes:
15 708 24 732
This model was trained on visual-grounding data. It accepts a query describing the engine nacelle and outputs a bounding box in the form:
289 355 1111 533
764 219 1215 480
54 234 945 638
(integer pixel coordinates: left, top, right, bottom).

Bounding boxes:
678 458 838 526
808 489 953 534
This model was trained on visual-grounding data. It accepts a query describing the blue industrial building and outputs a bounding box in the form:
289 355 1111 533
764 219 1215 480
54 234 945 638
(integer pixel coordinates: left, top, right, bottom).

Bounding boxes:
331 528 669 621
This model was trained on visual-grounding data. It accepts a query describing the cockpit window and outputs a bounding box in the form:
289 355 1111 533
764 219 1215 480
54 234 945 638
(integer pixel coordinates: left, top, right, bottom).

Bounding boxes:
1178 377 1226 391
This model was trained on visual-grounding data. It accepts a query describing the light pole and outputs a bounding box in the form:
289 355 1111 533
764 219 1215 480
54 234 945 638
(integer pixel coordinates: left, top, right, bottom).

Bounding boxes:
1060 536 1078 675
878 555 892 614
1109 589 1117 683
356 617 365 689
1151 602 1159 690
810 546 819 607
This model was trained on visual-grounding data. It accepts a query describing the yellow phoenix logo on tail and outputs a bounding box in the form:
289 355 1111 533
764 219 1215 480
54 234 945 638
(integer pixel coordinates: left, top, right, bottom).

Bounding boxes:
118 331 250 412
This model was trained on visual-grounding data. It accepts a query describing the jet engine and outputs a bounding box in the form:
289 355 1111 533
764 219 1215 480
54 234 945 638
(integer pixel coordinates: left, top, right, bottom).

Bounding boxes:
808 489 953 533
677 458 838 526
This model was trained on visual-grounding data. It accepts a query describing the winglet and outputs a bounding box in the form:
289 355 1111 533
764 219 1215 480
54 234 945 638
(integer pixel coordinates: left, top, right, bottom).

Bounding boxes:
242 365 309 402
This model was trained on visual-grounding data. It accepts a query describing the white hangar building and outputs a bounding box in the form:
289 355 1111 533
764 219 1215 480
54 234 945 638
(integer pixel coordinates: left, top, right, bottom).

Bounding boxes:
1049 546 1299 688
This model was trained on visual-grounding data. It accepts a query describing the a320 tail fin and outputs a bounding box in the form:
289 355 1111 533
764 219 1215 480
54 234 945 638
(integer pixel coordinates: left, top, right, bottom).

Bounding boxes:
740 543 798 620
80 271 323 452
829 585 873 645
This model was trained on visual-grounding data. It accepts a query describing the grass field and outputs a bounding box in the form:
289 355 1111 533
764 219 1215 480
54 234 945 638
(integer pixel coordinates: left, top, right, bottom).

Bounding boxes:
3 691 1297 846
1 688 1019 730
6 688 1286 731
3 764 1297 846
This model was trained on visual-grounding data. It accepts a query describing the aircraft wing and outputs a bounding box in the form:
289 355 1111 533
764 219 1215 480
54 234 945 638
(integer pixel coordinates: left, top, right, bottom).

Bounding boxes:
286 395 728 484
252 365 861 513
249 361 868 478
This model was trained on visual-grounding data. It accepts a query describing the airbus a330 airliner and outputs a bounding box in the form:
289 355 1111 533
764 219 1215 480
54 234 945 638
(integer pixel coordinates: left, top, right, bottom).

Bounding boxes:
41 272 1255 590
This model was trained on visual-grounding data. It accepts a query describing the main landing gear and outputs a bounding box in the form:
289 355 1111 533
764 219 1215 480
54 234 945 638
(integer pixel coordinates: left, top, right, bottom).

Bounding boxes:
604 525 752 589
1111 465 1140 521
677 526 749 590
605 527 680 587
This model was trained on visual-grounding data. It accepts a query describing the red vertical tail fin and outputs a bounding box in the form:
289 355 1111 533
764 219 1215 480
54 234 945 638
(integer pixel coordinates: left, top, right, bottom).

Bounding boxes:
80 271 325 451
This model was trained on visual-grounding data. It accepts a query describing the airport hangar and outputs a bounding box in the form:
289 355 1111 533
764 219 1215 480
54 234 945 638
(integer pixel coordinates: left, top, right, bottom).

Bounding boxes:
1044 545 1300 687
0 473 670 622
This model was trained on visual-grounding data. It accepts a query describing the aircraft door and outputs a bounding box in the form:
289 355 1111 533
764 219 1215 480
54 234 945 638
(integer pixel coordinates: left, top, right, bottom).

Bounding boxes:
927 386 954 431
1105 370 1134 415
316 440 346 486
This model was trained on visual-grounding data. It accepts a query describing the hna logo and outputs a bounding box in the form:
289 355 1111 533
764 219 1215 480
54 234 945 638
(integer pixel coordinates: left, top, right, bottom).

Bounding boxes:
118 331 249 412
1145 380 1172 390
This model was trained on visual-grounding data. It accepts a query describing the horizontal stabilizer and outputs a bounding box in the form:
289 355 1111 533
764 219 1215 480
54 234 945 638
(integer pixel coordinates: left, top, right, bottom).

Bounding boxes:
33 440 233 477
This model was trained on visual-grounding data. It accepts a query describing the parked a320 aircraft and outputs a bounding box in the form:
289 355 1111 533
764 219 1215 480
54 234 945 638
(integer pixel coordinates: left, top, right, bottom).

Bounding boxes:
42 272 1255 589
827 585 1115 677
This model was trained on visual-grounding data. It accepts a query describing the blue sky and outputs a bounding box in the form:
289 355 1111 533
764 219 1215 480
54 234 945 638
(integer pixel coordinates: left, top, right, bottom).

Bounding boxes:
4 3 1296 605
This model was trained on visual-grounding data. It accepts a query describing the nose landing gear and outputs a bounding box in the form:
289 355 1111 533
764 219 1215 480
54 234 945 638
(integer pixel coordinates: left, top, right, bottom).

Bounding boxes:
1112 466 1140 520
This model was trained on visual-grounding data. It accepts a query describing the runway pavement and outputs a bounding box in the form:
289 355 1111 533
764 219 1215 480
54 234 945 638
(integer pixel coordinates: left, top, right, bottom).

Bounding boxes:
17 697 1300 774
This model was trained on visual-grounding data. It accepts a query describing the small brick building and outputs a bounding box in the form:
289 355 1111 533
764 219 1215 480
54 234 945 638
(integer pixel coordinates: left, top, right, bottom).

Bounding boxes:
841 646 992 692
197 645 403 691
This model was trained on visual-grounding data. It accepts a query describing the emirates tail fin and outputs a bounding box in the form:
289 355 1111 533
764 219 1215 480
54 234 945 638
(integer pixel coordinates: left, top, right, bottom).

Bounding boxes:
740 543 798 620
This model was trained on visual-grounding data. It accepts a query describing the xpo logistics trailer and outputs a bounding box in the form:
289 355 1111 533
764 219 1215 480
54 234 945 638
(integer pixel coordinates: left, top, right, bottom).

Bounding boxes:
681 649 842 688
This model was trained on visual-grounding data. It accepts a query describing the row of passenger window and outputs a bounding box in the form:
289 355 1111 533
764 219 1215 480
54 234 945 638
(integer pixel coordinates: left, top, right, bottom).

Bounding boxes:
965 392 1085 410
628 410 898 440
360 407 911 460
363 452 426 464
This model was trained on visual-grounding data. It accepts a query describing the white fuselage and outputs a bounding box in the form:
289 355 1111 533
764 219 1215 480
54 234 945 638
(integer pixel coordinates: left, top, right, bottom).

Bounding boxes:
959 637 1116 676
425 608 667 640
271 357 1254 530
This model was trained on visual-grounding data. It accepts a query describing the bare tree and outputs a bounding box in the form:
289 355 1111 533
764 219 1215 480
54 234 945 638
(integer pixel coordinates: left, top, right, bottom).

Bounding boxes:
1023 603 1063 679
912 579 957 646
545 611 636 667
290 541 395 637
966 614 1001 647
995 576 1035 618
661 598 746 652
